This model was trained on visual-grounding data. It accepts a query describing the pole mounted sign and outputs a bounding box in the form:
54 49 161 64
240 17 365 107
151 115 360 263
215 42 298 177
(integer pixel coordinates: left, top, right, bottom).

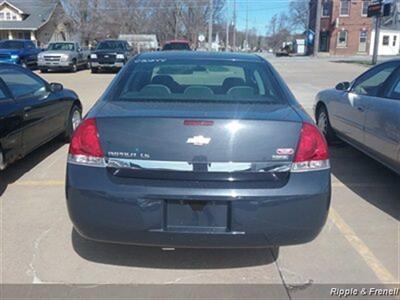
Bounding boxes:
367 2 382 17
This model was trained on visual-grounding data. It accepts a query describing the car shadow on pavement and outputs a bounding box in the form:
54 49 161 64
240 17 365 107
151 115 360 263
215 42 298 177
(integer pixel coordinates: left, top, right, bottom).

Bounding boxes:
329 144 400 221
71 229 278 269
0 139 64 197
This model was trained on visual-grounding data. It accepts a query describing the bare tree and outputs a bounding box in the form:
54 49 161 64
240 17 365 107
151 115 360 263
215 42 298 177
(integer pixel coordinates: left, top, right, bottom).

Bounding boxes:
265 12 291 50
289 0 309 32
63 0 226 47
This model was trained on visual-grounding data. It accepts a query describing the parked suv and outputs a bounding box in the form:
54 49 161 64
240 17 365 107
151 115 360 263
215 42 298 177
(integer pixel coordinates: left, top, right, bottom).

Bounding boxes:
90 40 133 73
38 42 90 73
0 39 42 68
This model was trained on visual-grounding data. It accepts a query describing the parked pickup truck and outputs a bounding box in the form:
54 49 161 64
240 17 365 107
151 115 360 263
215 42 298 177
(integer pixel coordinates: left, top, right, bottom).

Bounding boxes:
38 42 90 73
0 39 42 68
90 39 134 73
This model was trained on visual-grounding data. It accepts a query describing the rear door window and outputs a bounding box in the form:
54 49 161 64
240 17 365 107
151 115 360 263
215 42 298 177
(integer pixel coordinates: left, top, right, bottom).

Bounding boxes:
352 63 399 97
0 68 46 98
385 69 400 100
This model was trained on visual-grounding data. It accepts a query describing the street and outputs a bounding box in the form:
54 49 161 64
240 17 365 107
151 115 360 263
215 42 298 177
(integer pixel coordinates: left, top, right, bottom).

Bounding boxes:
1 57 399 291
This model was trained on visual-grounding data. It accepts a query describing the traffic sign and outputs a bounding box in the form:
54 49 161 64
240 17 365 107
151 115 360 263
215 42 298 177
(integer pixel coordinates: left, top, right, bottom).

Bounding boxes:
367 2 382 17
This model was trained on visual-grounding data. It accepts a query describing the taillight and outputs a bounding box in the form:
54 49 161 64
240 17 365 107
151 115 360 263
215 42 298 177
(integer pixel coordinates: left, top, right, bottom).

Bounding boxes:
68 118 105 167
291 122 330 172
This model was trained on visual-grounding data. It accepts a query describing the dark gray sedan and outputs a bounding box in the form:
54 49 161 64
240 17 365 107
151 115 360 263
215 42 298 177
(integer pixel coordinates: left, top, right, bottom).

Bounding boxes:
66 51 330 249
315 59 400 175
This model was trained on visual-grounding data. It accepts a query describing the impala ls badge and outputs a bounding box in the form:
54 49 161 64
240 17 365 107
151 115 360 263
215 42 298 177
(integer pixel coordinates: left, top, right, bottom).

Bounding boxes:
186 135 211 146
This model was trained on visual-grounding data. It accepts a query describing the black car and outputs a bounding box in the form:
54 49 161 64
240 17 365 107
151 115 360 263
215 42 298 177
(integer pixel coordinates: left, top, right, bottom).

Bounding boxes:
90 40 134 73
0 64 82 170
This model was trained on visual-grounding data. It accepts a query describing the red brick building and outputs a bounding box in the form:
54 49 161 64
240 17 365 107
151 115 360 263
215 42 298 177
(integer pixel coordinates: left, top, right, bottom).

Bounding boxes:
309 0 373 55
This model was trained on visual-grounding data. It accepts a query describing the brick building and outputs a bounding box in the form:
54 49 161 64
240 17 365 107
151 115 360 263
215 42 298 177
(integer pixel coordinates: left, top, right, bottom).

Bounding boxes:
309 0 373 55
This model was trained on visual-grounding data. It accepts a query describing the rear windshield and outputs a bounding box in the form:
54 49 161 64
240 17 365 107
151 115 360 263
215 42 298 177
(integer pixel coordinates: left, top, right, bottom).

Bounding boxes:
163 43 190 51
0 41 24 49
47 43 75 51
97 41 125 51
108 59 286 104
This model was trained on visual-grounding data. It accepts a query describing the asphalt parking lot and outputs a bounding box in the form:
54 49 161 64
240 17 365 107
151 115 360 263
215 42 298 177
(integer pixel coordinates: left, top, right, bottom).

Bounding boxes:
1 57 399 291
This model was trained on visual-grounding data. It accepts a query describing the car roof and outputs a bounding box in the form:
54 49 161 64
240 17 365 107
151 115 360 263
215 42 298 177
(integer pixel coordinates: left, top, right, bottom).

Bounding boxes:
99 39 127 43
0 39 29 42
136 51 264 62
165 40 190 44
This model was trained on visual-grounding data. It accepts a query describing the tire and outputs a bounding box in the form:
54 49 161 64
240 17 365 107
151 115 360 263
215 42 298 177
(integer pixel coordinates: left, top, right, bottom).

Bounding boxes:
63 105 82 142
91 67 98 74
70 60 78 73
0 148 6 171
316 105 337 145
40 68 48 73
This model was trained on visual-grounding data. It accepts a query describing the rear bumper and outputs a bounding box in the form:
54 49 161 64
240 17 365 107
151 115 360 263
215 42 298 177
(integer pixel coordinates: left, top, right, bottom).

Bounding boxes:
66 164 331 248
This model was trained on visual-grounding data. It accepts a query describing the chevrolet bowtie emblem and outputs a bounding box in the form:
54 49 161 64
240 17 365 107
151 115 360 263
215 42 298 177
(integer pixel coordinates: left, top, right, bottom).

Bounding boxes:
186 135 211 146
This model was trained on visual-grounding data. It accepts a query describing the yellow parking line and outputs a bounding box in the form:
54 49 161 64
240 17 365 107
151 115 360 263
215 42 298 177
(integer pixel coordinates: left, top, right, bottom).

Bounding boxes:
13 180 64 186
329 208 397 283
332 182 394 188
9 180 399 283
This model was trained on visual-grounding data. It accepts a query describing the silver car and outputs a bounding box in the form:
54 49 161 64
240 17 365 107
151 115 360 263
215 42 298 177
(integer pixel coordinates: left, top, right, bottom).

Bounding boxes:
315 59 400 175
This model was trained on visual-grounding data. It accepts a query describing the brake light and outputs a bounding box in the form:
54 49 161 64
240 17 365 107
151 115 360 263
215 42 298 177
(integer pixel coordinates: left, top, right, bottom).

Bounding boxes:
68 118 105 167
291 122 330 172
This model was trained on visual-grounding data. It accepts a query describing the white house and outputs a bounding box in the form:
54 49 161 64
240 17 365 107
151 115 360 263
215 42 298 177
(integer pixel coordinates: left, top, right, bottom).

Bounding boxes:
0 0 73 47
370 26 400 56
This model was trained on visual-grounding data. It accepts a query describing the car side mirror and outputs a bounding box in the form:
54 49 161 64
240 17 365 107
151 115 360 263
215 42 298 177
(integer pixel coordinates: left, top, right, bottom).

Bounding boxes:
335 81 350 91
49 82 63 93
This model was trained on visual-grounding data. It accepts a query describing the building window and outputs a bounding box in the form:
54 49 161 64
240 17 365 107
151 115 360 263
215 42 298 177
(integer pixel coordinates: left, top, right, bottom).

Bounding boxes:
337 30 348 47
340 0 350 16
362 0 370 16
0 12 4 20
6 12 11 20
382 35 390 46
12 13 16 20
322 1 331 17
393 36 397 46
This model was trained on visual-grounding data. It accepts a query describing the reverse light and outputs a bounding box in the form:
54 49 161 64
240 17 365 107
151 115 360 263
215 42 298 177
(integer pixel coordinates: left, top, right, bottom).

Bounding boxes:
68 118 105 167
291 122 330 172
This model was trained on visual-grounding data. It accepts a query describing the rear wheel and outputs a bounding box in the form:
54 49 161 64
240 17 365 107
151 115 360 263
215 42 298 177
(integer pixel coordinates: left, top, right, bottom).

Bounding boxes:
40 68 48 73
70 60 78 73
0 148 6 171
91 67 98 74
64 105 82 142
316 105 337 144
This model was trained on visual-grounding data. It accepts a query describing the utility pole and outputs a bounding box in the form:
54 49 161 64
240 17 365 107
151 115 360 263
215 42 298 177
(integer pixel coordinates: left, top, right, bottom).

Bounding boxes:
226 4 229 51
232 0 236 51
313 0 322 56
208 0 214 51
372 0 383 65
245 0 249 50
